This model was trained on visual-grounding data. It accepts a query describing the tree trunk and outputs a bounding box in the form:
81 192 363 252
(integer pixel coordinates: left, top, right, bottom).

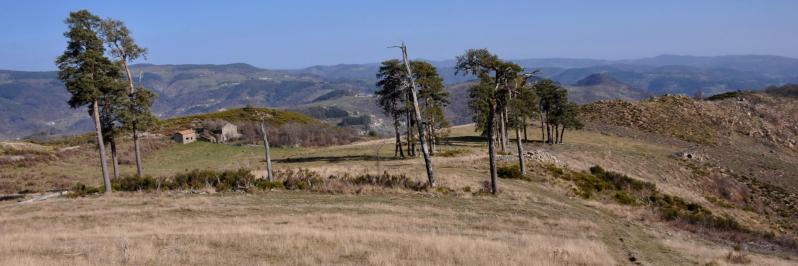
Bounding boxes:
405 111 413 156
110 137 119 179
429 116 435 155
522 117 528 142
515 115 526 175
546 123 552 144
559 127 566 144
132 125 143 176
503 107 509 148
398 43 436 187
499 110 506 153
394 117 404 158
92 100 112 193
487 101 499 194
259 122 273 182
556 124 561 144
540 112 546 142
121 60 144 177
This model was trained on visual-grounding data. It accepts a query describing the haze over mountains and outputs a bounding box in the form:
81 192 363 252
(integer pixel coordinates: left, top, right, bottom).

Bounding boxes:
2 54 798 140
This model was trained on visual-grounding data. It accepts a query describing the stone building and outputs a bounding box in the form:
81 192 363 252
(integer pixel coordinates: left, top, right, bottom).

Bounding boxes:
173 129 197 144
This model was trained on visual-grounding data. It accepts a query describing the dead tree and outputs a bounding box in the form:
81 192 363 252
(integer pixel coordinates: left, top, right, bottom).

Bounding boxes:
392 42 436 187
259 122 274 181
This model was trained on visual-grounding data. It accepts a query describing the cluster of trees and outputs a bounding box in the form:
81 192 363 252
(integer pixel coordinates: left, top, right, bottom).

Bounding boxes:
454 49 582 194
375 43 442 186
375 46 582 192
56 10 157 193
375 59 449 158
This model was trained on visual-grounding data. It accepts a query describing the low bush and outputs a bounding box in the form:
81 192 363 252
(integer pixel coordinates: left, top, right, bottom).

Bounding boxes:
346 172 427 191
706 91 744 101
113 175 159 192
436 149 468 157
254 179 285 190
589 166 656 192
547 164 744 232
614 191 635 205
497 165 530 181
70 182 102 197
169 169 254 192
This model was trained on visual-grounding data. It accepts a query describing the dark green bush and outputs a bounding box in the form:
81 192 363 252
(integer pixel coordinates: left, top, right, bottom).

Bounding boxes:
254 179 285 190
113 175 159 191
70 182 102 197
614 191 635 205
168 169 254 191
498 165 529 181
436 149 468 157
706 91 743 101
589 166 656 192
347 171 427 190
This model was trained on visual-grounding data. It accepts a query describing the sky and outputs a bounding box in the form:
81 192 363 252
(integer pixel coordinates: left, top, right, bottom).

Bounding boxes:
1 0 797 71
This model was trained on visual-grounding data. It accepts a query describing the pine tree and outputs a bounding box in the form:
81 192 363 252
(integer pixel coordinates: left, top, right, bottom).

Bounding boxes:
100 18 150 177
455 49 521 194
376 59 407 158
56 10 122 193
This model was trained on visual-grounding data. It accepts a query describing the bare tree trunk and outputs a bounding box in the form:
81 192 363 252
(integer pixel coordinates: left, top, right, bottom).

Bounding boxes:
546 122 552 144
110 137 119 179
503 107 509 148
397 43 436 187
515 115 526 175
92 100 112 193
522 117 528 142
499 110 506 153
559 127 566 144
555 124 560 144
487 101 499 194
259 122 273 181
405 111 413 156
121 61 144 177
132 126 143 176
394 117 404 158
427 118 437 156
540 112 546 142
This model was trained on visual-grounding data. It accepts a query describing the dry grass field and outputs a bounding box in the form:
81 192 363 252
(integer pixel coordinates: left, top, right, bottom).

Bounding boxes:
1 124 796 265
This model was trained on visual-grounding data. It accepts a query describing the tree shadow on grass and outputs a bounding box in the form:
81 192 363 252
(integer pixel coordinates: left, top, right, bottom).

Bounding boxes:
274 154 408 163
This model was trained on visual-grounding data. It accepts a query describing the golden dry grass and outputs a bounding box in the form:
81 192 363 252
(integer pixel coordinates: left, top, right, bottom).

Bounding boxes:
2 124 796 265
1 193 619 266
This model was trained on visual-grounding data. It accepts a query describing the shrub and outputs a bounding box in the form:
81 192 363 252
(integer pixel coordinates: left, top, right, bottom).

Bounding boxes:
589 166 656 192
706 91 744 101
254 179 285 190
346 171 426 191
614 191 635 205
70 182 102 197
497 165 529 181
113 175 159 191
278 168 324 190
436 149 468 157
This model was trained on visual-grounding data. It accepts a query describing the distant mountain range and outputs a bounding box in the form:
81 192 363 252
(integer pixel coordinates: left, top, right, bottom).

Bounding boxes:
2 54 797 140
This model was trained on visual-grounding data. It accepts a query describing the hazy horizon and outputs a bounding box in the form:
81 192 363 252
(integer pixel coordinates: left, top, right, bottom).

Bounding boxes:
2 1 797 71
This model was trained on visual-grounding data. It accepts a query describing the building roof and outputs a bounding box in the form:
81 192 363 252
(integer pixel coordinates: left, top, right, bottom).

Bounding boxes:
175 129 195 136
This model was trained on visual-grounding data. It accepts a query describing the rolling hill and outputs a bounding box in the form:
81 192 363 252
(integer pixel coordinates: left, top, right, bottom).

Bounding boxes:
3 54 798 140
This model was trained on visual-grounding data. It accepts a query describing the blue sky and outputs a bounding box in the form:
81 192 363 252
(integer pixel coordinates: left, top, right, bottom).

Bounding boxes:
1 0 797 70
